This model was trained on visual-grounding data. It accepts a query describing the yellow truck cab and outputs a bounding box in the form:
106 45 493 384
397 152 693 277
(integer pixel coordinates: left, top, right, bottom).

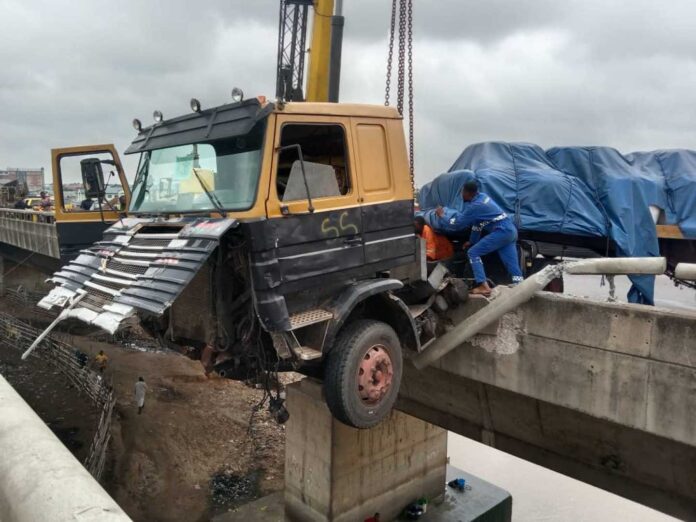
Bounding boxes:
38 96 459 428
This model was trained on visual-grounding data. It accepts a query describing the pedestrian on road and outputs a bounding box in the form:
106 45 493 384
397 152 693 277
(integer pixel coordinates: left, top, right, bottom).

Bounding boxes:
435 180 523 296
94 350 108 374
135 377 148 415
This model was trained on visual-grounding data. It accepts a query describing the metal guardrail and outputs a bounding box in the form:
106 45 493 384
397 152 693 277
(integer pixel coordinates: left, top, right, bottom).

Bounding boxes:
0 207 55 223
0 208 60 258
0 312 115 479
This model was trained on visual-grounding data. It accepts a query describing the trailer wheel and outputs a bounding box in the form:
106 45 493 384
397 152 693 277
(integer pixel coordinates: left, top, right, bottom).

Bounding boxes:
324 320 403 429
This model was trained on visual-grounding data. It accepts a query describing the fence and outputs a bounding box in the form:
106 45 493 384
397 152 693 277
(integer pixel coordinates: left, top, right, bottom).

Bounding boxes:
4 286 57 321
0 312 115 480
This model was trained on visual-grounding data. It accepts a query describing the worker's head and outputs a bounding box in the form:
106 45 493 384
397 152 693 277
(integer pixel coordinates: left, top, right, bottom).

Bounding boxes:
138 376 144 382
414 215 426 235
98 350 104 355
40 191 47 199
462 180 479 202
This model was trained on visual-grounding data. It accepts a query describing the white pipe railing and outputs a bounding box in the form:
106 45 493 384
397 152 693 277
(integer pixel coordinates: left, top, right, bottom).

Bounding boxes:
675 263 696 281
413 257 667 370
0 375 131 521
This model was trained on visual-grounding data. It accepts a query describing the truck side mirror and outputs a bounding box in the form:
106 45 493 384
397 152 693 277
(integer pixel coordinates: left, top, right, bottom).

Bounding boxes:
80 158 105 199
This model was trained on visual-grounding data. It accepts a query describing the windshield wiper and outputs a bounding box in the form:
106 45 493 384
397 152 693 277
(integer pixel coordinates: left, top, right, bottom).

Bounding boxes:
192 168 226 215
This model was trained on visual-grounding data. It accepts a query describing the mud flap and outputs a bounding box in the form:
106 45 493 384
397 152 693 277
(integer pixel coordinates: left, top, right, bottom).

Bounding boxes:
37 217 238 334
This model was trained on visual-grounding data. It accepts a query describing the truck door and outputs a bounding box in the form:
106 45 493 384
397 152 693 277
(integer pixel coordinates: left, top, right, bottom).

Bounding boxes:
265 117 365 292
351 118 415 266
52 144 130 261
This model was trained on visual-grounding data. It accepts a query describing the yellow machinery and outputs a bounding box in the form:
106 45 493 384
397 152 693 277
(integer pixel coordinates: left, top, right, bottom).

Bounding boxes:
276 0 342 103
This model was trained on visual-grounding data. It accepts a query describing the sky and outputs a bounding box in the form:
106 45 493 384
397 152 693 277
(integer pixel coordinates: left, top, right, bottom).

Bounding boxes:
2 0 696 186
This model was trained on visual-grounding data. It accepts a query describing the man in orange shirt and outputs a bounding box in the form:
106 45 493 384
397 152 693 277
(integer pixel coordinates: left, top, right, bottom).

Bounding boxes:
414 216 454 261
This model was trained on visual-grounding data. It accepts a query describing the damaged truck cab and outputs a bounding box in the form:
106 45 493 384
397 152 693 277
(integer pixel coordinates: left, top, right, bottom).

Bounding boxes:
39 97 455 428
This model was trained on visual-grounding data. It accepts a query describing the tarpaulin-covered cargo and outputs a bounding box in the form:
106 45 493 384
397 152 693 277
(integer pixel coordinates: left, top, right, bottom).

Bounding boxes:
420 142 696 305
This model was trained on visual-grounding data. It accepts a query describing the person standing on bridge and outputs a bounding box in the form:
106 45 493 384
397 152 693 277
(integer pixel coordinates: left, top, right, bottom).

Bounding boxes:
134 377 148 415
39 191 52 210
435 180 523 296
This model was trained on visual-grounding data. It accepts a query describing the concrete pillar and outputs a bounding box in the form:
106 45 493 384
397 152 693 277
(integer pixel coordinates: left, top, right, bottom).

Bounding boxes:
284 379 447 522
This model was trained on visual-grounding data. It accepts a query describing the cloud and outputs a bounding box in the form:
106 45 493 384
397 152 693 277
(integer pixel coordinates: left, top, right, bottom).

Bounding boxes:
2 0 696 188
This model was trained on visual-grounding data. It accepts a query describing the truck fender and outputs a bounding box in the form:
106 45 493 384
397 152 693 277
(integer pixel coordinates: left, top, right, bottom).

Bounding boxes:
324 279 420 353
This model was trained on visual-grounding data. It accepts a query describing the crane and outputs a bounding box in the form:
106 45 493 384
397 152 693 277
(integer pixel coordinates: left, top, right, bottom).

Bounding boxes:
275 0 344 102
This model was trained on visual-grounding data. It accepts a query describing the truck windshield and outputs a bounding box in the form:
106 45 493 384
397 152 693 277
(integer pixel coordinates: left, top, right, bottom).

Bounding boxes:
129 120 266 214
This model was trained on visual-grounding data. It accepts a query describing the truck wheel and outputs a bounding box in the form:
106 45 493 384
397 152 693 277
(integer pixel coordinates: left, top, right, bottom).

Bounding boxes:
324 320 403 429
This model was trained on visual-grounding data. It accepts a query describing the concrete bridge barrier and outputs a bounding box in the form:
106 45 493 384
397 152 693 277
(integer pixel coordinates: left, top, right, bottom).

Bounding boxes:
0 374 130 521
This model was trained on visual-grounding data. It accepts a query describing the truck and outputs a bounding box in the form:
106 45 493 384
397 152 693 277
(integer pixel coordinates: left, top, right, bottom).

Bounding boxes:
37 95 474 429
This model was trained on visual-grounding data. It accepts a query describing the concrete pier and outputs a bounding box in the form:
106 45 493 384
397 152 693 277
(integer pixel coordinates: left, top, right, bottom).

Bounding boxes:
284 379 447 522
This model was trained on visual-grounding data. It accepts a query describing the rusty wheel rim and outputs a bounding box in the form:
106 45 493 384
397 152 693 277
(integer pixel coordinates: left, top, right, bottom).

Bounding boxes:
357 344 394 405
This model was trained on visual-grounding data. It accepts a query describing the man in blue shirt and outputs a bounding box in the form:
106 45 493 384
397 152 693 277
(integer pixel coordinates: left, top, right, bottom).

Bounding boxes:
435 180 523 296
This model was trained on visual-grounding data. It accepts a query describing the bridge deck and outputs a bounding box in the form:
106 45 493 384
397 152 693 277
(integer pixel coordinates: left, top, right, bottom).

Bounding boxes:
398 291 696 519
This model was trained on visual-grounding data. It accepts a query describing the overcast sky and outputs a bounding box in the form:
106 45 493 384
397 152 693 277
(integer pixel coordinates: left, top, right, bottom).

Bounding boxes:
2 0 696 186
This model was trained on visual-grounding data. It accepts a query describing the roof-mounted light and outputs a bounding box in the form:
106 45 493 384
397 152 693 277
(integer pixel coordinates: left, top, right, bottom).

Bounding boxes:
153 110 164 123
190 98 201 113
132 118 142 132
231 87 244 103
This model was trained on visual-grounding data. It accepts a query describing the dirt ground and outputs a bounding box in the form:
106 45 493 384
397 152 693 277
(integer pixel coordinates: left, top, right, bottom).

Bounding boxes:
0 298 292 522
0 343 100 462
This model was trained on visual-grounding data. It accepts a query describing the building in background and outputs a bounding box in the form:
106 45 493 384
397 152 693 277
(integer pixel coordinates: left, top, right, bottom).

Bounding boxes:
0 167 45 194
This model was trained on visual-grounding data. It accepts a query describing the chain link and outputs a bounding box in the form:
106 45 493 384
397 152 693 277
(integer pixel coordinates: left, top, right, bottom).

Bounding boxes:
384 0 397 106
384 0 415 191
407 0 414 188
396 0 406 115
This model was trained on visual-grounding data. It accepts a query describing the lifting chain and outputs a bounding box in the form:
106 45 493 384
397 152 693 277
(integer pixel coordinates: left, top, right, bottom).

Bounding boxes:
407 0 414 184
385 0 415 190
384 0 397 107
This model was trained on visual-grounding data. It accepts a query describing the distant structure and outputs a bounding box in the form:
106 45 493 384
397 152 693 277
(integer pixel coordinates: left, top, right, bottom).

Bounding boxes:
0 168 45 194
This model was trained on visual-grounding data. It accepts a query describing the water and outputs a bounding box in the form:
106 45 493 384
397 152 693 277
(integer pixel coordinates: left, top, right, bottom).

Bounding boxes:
447 434 678 522
446 274 694 521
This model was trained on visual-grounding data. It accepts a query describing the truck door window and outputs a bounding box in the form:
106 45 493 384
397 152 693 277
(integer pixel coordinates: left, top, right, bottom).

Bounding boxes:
59 152 127 212
276 124 350 201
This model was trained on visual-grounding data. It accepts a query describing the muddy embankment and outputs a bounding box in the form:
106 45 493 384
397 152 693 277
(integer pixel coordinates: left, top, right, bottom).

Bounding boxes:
0 293 290 522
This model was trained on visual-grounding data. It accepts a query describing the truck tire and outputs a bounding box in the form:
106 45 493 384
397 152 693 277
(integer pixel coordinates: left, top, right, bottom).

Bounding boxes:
324 320 403 429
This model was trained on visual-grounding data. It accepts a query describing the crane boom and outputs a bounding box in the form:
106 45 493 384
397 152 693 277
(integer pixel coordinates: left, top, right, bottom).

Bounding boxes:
305 0 334 102
276 0 336 103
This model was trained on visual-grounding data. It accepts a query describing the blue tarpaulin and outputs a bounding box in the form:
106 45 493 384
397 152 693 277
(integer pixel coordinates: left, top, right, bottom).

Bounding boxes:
420 143 696 305
626 150 696 238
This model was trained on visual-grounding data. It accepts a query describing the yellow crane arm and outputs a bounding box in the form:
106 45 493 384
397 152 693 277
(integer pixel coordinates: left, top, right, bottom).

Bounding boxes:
306 0 334 102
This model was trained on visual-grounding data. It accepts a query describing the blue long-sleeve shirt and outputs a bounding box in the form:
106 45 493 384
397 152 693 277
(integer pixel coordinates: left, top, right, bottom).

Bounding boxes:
437 192 513 244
